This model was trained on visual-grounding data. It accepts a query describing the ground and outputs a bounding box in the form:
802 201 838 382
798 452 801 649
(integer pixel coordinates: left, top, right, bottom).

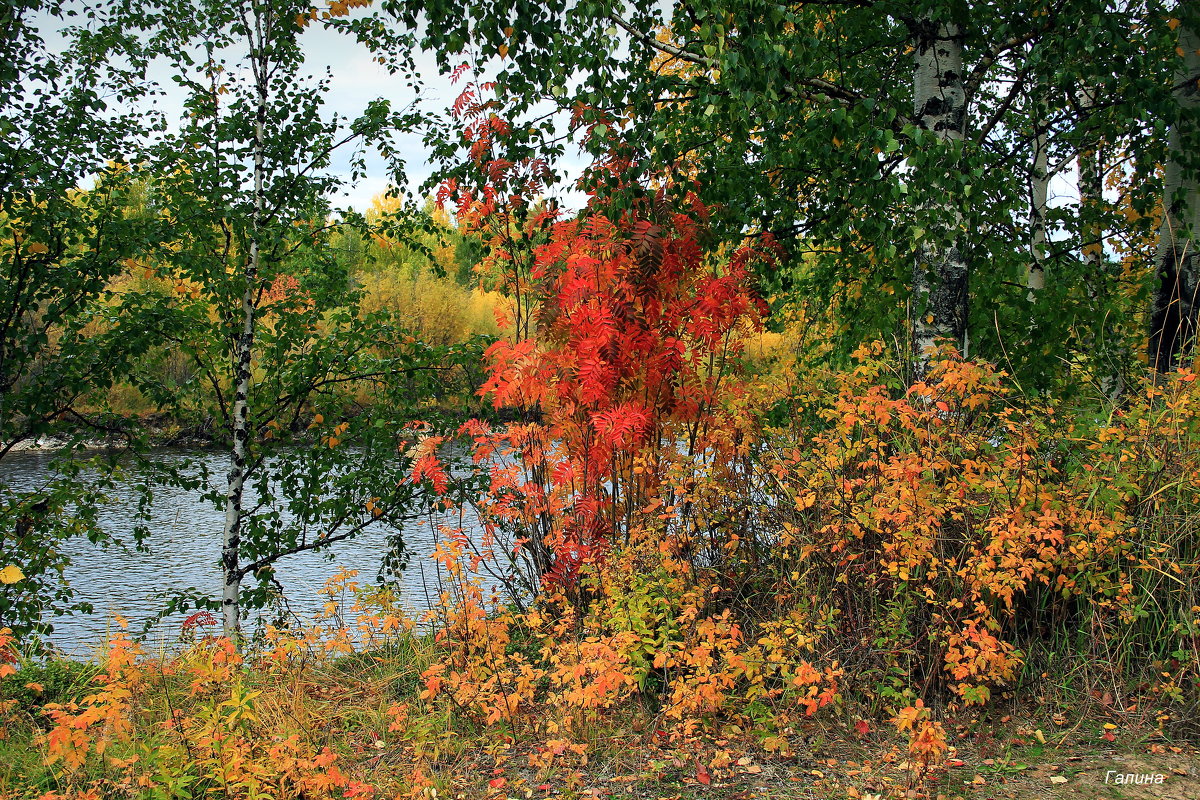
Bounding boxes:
440 728 1200 800
944 748 1200 800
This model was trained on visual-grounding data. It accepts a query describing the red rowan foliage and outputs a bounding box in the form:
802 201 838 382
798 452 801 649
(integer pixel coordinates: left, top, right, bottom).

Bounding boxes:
458 194 772 591
423 65 775 595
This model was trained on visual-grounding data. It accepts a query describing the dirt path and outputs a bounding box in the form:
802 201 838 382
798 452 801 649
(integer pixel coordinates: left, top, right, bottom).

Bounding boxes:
941 747 1200 800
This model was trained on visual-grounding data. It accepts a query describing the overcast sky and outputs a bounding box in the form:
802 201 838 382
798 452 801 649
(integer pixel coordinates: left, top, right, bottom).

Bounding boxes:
294 21 463 211
42 5 589 213
288 21 590 211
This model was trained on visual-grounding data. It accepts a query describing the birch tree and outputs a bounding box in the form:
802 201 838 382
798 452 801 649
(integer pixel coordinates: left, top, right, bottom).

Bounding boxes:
146 0 439 638
909 12 968 365
220 0 269 638
1028 109 1049 297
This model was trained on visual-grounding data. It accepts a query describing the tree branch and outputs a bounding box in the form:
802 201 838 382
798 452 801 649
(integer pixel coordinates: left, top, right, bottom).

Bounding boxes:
608 13 910 127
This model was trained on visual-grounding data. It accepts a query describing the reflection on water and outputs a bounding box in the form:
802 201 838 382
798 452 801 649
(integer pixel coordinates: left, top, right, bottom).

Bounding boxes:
1 447 473 658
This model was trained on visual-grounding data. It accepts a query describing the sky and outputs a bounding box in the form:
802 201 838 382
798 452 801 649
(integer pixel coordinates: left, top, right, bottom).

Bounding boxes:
294 21 464 211
40 4 590 213
286 22 591 211
40 4 1087 226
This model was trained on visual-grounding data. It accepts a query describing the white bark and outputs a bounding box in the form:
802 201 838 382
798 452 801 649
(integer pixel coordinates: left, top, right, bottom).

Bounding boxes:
911 16 968 368
221 6 269 639
1028 120 1048 296
1150 6 1200 372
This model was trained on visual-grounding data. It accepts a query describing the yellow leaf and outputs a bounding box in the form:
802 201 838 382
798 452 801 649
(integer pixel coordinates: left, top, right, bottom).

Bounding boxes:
1169 17 1181 30
0 566 23 584
498 43 509 58
27 243 49 255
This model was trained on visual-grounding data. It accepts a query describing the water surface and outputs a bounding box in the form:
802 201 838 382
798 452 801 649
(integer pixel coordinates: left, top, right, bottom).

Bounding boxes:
1 447 474 657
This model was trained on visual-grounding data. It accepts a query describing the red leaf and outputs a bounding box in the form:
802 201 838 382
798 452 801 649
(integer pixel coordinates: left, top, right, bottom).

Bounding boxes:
411 451 449 496
855 719 871 736
488 777 506 789
696 762 711 786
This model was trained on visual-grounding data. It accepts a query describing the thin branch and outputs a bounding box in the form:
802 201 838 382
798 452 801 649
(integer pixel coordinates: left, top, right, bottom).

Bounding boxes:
609 13 911 127
964 19 1055 103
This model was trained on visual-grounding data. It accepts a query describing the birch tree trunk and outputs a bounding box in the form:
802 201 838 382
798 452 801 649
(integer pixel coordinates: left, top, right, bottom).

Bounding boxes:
1028 118 1049 296
221 5 268 639
1150 6 1200 373
911 16 968 368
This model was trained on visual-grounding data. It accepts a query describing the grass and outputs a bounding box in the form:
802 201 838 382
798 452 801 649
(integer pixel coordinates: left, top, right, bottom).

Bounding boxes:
2 629 1199 800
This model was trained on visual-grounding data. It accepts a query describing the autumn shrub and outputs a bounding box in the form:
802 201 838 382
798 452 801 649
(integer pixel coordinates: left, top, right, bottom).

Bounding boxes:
0 572 445 800
410 74 1200 755
416 323 1200 747
746 346 1200 714
0 656 100 725
409 144 844 749
1084 373 1200 733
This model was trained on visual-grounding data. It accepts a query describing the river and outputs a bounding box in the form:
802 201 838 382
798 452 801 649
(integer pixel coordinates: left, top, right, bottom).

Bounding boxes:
1 447 478 658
